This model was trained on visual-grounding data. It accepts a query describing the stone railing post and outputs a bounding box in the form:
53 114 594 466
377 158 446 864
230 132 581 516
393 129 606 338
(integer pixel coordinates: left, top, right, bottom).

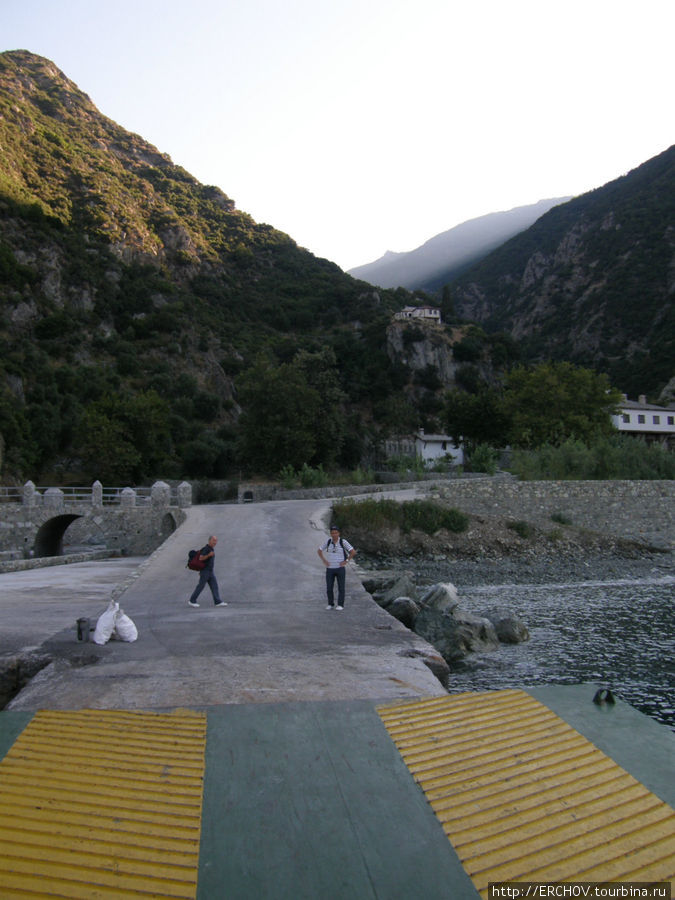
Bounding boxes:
23 480 40 507
120 487 136 508
151 480 171 508
177 481 192 508
92 480 103 508
44 487 65 511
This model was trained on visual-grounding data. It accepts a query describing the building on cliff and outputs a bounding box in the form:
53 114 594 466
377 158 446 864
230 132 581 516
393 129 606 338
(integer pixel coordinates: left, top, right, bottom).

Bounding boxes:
394 305 442 323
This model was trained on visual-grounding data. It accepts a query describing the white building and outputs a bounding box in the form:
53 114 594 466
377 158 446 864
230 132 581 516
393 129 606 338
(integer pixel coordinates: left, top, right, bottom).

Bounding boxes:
394 305 442 323
415 430 464 466
612 394 675 448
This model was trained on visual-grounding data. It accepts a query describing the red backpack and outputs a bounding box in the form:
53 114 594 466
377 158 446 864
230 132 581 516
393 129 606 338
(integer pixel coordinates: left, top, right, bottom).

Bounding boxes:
187 549 206 571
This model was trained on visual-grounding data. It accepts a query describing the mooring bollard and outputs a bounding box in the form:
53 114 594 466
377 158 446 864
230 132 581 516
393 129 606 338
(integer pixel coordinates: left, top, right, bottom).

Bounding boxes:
77 617 90 641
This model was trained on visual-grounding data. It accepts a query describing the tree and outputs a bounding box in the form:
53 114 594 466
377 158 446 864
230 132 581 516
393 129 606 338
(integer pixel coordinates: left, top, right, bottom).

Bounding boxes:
503 362 622 448
236 359 323 474
292 347 346 467
452 326 486 363
182 432 233 479
78 390 172 482
443 388 509 454
0 390 34 476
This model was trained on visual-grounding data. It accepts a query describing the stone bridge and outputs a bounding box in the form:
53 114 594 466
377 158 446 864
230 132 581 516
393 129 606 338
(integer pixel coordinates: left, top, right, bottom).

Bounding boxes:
0 480 192 562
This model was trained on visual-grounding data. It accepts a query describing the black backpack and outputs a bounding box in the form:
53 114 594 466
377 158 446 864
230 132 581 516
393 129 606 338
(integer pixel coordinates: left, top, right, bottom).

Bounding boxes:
325 538 348 561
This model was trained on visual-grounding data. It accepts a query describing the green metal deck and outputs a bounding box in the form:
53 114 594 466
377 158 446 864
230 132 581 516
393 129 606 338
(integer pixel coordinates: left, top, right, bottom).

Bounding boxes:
0 687 672 898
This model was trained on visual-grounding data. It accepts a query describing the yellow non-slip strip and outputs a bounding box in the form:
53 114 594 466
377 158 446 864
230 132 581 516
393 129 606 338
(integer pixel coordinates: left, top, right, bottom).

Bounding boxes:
0 709 207 899
378 690 675 897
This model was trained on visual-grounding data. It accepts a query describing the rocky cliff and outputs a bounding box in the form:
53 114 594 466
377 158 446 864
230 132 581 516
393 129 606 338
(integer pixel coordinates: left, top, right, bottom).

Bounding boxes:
386 320 458 386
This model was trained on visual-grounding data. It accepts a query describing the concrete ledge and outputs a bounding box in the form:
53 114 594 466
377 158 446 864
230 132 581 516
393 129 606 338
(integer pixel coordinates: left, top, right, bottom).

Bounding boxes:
0 549 120 574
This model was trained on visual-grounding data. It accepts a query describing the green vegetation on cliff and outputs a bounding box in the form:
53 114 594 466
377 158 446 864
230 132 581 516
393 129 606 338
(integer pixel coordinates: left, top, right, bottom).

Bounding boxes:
450 145 675 398
1 51 670 485
0 51 415 481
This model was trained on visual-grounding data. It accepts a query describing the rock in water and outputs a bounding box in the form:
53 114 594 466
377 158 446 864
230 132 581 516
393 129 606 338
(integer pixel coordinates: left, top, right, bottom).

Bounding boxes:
414 582 499 663
387 596 420 628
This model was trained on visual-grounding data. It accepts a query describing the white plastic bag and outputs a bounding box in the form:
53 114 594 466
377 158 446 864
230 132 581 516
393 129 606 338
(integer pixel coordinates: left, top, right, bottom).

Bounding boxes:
93 600 119 645
114 607 138 642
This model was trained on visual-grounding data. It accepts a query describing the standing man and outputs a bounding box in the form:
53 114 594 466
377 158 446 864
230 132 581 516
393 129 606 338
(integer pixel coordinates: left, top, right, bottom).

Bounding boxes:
317 525 356 610
188 535 227 608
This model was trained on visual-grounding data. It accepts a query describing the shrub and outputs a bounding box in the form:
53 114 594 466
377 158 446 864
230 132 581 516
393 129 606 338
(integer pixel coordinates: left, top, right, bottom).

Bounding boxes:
385 454 426 479
434 506 470 534
299 463 327 487
551 512 573 525
467 443 498 474
351 466 374 485
332 498 469 536
509 435 675 480
279 464 297 489
506 520 535 539
431 454 457 473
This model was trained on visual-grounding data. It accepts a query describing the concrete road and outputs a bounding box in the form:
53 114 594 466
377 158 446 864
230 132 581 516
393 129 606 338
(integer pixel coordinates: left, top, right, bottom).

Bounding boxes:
4 498 446 710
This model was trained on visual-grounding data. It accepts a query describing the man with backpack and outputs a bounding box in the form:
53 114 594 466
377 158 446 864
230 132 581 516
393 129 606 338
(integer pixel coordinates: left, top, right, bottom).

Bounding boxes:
317 525 356 610
188 535 227 608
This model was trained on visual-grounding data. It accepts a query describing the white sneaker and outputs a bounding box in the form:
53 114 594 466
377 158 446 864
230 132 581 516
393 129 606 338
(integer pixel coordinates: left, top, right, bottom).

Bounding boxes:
336 606 344 611
214 601 227 607
326 604 334 610
188 600 200 608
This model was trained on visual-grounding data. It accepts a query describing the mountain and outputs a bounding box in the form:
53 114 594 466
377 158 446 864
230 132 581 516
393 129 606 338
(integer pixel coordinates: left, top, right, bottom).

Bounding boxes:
1 51 671 484
347 199 570 291
448 146 675 399
0 50 414 481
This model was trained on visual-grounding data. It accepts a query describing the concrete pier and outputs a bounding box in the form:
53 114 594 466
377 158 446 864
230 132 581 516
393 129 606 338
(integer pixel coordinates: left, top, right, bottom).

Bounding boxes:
0 498 672 897
2 498 446 710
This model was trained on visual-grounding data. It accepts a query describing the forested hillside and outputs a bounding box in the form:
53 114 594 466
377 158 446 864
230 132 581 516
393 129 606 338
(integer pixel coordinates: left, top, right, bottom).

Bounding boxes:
0 51 432 482
1 51 670 486
449 146 675 399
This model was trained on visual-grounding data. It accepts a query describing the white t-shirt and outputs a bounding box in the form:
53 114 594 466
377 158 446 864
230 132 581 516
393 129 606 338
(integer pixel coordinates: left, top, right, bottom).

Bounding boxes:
320 536 354 568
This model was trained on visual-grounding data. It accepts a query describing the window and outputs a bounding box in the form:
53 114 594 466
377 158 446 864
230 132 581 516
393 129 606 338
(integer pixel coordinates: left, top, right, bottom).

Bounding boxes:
638 415 645 424
622 414 630 423
653 415 660 425
668 417 674 426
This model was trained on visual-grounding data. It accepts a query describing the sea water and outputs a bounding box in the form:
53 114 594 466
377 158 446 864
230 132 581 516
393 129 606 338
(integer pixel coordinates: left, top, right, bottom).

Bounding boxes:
448 576 675 731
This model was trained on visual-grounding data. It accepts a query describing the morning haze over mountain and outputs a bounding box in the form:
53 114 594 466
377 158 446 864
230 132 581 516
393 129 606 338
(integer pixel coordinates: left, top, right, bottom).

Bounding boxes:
347 198 571 291
0 50 673 484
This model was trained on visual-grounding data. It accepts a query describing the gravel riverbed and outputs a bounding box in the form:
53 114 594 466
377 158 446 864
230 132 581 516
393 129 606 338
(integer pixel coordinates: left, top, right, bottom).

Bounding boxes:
357 550 674 590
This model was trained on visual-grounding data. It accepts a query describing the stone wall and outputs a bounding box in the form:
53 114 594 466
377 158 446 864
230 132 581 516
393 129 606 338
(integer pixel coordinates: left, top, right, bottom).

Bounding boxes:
237 472 489 503
238 476 674 550
239 474 675 550
432 480 674 550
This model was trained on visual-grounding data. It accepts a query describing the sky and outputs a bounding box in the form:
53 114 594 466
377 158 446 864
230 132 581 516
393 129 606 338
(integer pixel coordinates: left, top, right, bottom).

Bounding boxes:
1 0 673 271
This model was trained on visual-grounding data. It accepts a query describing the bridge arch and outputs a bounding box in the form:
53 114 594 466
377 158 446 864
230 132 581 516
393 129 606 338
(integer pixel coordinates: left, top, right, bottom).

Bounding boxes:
161 512 178 537
34 514 83 558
